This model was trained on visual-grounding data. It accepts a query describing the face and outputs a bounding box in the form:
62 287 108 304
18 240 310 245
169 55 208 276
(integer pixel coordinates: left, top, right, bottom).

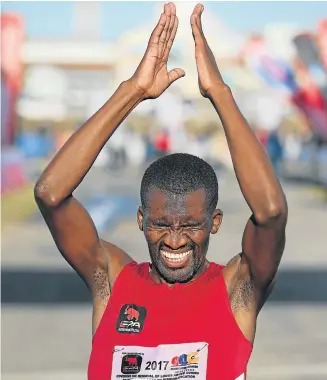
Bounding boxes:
137 188 222 284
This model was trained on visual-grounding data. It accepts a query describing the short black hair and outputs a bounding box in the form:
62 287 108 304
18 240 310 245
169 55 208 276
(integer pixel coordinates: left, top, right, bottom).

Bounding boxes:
140 153 218 213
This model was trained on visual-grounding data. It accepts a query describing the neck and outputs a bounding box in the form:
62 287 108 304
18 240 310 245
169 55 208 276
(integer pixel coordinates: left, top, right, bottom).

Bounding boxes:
149 260 210 287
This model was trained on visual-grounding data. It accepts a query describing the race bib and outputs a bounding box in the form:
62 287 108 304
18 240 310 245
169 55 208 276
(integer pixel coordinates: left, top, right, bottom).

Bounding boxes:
111 342 209 380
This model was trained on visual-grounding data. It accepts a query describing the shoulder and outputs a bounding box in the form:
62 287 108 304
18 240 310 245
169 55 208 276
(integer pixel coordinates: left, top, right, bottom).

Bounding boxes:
100 240 134 285
101 240 133 262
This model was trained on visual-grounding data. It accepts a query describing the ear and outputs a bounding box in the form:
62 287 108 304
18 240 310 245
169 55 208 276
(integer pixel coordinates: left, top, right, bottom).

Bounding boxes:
210 209 223 234
137 207 144 231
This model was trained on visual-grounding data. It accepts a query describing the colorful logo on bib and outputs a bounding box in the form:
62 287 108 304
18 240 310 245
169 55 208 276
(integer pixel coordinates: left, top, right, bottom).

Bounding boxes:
121 354 143 374
171 352 200 367
116 304 147 334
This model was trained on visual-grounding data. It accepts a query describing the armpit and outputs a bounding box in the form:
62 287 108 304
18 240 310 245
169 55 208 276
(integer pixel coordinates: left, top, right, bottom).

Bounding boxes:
230 275 254 314
93 267 110 301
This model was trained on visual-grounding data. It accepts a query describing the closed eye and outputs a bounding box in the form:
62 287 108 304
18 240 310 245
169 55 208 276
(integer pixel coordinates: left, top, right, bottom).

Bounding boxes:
181 222 204 229
150 221 205 229
152 222 170 228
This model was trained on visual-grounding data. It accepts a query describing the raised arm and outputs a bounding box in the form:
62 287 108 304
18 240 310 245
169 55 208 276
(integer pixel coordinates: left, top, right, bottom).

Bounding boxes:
34 3 184 298
190 5 287 303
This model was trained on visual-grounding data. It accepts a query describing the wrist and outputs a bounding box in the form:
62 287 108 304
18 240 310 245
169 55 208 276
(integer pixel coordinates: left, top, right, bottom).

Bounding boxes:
206 82 231 101
122 79 147 101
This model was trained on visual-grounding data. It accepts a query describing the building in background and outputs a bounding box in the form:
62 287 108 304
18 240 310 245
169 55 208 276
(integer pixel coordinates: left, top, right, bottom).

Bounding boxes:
14 2 117 156
18 40 116 131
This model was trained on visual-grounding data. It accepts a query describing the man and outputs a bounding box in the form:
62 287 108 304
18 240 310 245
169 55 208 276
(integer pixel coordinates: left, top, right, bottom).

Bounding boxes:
34 4 287 380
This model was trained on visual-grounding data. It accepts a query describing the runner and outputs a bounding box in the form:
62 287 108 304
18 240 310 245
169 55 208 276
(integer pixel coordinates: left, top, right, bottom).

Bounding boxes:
34 4 287 380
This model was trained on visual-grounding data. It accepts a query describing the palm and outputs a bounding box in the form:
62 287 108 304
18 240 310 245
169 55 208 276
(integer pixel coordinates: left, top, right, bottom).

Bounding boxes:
191 4 224 98
130 3 185 99
147 62 178 98
196 44 219 97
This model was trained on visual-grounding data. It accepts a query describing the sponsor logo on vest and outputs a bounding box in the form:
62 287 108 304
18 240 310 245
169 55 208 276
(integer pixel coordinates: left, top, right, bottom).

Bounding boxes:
170 343 207 371
171 351 200 367
121 354 143 374
116 304 147 334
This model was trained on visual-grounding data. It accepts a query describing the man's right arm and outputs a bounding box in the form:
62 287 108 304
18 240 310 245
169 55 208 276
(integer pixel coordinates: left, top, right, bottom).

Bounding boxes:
34 2 183 296
34 81 143 294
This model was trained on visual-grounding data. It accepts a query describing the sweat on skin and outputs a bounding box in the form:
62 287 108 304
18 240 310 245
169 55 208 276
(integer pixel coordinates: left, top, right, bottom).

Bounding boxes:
139 187 222 284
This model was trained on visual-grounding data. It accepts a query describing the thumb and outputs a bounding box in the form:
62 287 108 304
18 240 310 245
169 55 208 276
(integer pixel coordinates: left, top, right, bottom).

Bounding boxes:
168 68 185 85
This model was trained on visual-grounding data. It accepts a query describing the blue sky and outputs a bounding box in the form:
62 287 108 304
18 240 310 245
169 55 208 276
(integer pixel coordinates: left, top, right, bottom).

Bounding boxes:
1 1 327 41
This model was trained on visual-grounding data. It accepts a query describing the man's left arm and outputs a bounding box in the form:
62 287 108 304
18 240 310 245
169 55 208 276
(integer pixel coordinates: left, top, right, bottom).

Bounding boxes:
214 87 288 292
190 4 288 300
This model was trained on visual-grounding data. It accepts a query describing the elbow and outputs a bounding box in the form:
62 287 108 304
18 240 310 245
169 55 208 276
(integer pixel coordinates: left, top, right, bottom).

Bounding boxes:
34 180 60 208
255 198 288 226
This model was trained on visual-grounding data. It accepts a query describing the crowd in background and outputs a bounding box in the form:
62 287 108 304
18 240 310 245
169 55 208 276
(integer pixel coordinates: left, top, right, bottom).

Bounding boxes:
1 7 327 195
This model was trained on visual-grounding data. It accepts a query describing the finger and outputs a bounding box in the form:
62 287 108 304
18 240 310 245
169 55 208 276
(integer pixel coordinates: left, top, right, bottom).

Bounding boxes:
197 4 204 33
148 12 166 49
164 4 175 50
162 15 178 63
158 4 171 59
168 68 185 85
170 2 176 16
191 3 203 20
190 5 203 44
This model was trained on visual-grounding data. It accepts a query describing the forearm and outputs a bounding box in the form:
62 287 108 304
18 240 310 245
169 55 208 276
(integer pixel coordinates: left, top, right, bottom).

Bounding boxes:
210 86 287 222
35 81 144 206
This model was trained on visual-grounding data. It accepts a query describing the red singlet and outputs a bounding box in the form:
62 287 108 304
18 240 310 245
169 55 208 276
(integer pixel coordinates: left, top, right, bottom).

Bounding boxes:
88 261 252 380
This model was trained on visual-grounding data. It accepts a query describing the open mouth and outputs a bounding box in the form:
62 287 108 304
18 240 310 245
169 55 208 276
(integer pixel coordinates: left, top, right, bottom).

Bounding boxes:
160 249 192 267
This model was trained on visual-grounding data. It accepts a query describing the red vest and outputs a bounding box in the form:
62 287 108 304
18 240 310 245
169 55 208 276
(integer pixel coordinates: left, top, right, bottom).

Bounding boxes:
88 261 252 380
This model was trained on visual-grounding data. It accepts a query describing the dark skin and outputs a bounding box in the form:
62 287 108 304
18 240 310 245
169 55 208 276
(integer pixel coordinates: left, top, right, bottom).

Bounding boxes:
190 4 287 341
34 3 287 343
138 189 222 285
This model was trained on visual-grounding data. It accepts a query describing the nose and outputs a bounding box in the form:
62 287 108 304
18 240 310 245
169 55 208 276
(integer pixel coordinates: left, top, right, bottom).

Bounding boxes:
162 229 189 251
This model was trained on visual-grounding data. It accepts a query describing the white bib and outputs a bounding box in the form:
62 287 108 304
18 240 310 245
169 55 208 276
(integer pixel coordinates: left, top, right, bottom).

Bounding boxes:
111 342 209 380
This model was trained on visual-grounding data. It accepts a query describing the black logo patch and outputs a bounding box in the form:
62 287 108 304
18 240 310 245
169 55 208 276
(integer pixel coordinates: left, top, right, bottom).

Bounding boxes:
116 304 147 334
121 354 143 374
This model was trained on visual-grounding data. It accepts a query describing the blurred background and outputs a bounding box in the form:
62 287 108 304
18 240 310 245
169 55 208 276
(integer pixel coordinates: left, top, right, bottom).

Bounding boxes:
1 1 327 379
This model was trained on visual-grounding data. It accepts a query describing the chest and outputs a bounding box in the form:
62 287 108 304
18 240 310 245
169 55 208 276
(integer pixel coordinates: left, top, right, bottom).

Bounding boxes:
98 280 237 351
89 279 252 380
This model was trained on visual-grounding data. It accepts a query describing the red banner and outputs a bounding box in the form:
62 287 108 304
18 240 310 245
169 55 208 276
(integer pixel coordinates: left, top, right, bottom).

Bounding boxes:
317 19 327 70
1 13 24 145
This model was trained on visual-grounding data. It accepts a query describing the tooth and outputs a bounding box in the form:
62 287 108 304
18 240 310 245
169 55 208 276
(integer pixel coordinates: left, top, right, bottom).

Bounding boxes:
160 250 193 261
